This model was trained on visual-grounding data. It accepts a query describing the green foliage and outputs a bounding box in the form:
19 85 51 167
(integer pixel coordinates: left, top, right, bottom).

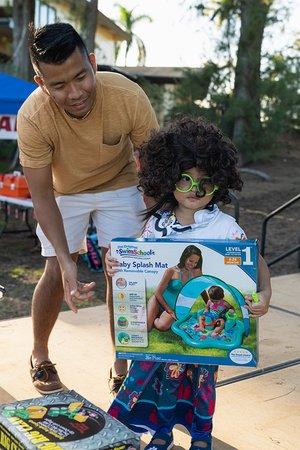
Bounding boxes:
261 52 300 133
194 0 240 19
165 47 300 162
176 64 218 101
166 63 226 124
114 3 152 65
164 0 298 162
0 141 18 172
139 79 165 124
165 62 237 140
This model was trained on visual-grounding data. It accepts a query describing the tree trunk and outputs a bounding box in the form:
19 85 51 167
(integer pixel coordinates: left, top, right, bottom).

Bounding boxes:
12 0 35 81
83 0 98 53
232 0 271 163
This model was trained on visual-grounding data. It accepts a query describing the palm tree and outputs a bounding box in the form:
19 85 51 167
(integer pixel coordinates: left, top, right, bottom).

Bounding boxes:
114 3 152 66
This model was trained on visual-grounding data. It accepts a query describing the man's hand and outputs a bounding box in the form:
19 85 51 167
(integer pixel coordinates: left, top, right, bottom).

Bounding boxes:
61 259 96 313
69 281 96 312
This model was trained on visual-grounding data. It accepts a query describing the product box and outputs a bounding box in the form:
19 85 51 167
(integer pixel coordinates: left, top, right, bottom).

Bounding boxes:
0 390 139 450
0 172 30 198
111 238 259 367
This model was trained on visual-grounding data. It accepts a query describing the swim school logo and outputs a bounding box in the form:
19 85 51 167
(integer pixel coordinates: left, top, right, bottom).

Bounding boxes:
116 245 155 259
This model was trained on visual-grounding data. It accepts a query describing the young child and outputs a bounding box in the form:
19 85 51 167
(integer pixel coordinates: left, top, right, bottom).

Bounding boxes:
197 285 234 336
106 116 271 450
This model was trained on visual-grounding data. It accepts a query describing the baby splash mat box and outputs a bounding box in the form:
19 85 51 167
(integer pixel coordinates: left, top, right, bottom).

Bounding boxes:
0 390 139 449
111 238 259 367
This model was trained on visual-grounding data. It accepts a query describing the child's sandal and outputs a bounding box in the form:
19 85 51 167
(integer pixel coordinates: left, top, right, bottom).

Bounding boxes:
144 431 174 450
189 440 212 450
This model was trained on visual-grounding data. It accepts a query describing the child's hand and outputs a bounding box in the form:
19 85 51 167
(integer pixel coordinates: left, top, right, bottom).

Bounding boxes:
244 291 270 318
105 247 120 277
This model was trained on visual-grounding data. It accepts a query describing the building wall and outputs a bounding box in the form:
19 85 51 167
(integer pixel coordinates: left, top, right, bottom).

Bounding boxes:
95 39 115 65
0 0 122 65
41 0 116 64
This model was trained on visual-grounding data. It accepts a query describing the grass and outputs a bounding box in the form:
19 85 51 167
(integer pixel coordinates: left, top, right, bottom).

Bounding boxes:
0 214 106 320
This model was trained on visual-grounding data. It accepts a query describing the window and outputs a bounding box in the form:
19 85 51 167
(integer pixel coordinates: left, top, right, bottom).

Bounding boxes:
35 0 57 27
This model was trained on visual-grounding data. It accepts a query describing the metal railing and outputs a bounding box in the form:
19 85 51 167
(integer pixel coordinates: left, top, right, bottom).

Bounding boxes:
260 193 300 267
229 191 240 223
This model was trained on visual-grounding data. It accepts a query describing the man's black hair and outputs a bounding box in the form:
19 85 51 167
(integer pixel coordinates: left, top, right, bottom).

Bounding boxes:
28 22 89 69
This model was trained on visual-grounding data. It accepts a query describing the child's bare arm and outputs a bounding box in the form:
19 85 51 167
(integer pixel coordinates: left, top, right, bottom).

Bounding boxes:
245 254 271 318
224 300 234 310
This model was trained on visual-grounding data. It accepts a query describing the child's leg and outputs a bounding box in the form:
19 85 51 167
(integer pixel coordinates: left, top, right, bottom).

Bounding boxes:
154 311 175 331
211 318 225 336
190 365 218 448
147 294 161 331
197 314 206 332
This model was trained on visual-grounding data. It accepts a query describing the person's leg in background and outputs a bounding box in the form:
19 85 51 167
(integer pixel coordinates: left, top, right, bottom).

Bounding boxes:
30 194 93 394
30 253 78 394
101 246 128 393
92 186 146 395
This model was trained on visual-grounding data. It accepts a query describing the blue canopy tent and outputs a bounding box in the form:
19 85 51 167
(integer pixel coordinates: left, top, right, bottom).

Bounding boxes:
0 74 37 168
0 73 37 114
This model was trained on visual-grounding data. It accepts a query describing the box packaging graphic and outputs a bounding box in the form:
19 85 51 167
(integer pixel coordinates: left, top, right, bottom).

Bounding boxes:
111 238 259 367
0 390 139 450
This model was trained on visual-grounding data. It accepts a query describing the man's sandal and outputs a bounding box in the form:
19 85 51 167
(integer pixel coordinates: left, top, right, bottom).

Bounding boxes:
144 431 174 450
30 356 63 395
108 368 126 396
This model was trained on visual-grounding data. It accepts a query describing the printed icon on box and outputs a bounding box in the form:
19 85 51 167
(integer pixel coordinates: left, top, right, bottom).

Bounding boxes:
118 304 126 312
118 332 130 345
118 292 126 300
116 277 127 289
117 316 129 329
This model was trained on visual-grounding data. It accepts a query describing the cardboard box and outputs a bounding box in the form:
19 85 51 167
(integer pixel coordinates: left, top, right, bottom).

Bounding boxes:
111 238 259 367
0 390 139 449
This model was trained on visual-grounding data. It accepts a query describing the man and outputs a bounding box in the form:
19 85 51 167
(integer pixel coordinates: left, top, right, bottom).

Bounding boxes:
18 22 158 395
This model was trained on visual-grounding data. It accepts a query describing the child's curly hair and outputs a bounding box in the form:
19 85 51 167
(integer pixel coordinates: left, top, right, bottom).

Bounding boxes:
139 115 243 216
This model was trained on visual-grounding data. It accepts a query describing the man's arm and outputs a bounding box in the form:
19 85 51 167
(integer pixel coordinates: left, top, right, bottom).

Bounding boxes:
23 165 95 312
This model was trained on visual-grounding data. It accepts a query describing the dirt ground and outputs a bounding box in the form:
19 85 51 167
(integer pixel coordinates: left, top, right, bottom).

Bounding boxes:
234 133 300 275
0 133 299 320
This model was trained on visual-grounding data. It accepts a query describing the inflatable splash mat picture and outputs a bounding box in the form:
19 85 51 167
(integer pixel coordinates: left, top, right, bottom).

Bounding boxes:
111 238 259 367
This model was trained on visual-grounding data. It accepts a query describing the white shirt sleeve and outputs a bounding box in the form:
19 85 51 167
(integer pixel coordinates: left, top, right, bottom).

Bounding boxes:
228 222 247 240
141 216 156 238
